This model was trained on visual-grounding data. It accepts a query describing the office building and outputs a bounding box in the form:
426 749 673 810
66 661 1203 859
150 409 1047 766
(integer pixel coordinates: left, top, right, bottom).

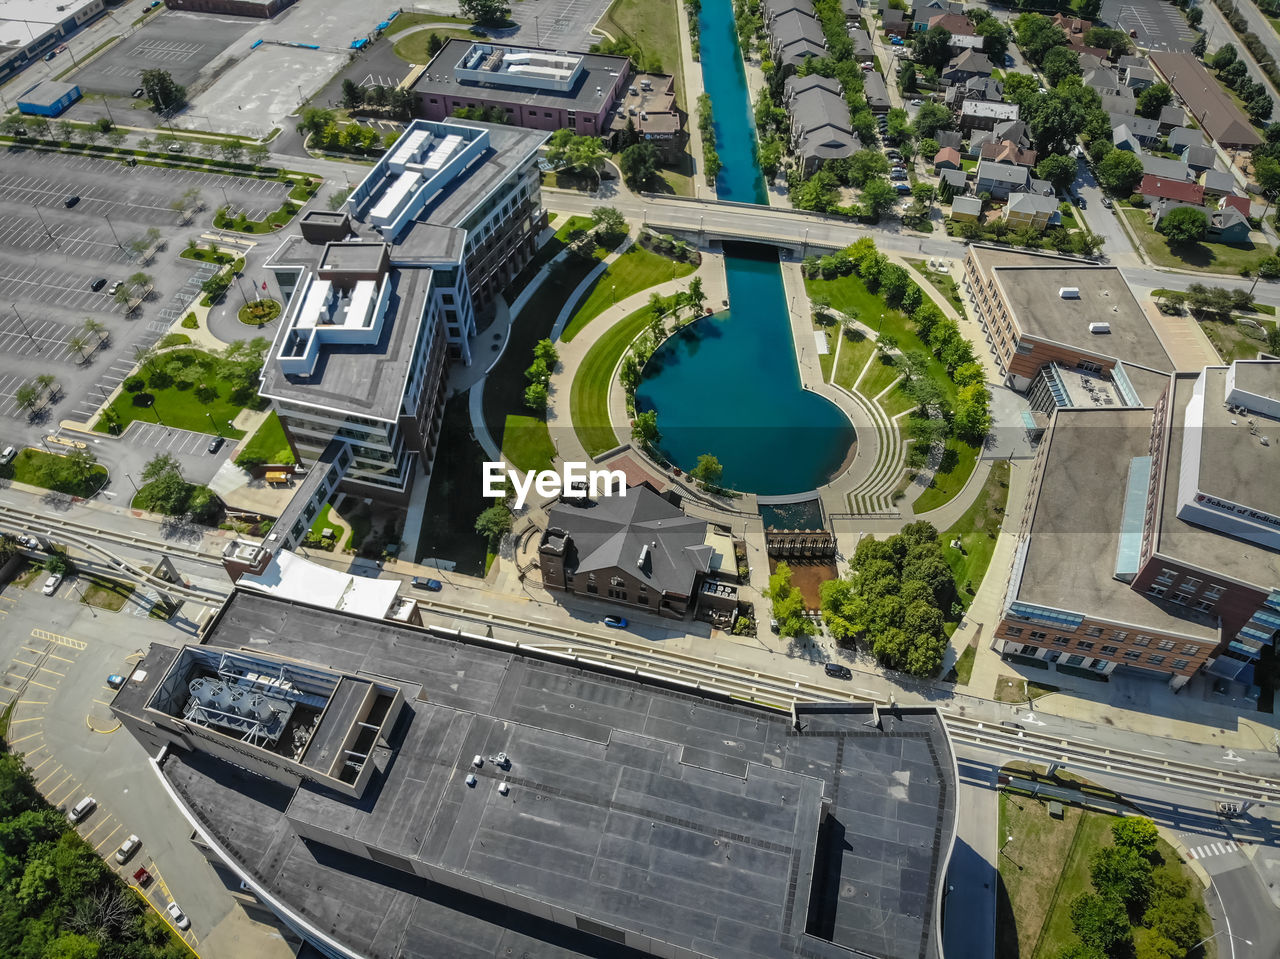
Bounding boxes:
261 119 546 502
0 0 103 79
112 588 959 959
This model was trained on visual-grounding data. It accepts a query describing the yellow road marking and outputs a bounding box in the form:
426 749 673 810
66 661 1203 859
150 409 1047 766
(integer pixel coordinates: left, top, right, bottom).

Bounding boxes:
25 679 56 691
95 825 123 852
17 699 47 705
12 659 38 669
84 817 115 842
9 730 43 744
49 653 75 663
30 756 54 774
0 594 15 602
48 778 78 804
7 716 43 724
21 646 46 655
92 699 113 707
31 629 87 650
38 666 65 677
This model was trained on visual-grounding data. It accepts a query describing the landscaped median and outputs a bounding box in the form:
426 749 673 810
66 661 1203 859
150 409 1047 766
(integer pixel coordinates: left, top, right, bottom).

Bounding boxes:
0 447 106 497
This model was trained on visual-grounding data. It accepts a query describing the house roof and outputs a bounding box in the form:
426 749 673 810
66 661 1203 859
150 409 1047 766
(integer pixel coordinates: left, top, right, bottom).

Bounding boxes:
1140 153 1191 180
1167 126 1206 151
772 10 826 62
1099 92 1136 114
1220 193 1251 216
1140 174 1205 204
546 485 714 597
939 167 968 189
936 130 963 150
1082 68 1122 95
945 49 994 76
1213 205 1249 229
962 99 1018 119
791 87 854 136
975 159 1030 185
1112 124 1138 149
993 118 1028 145
1200 170 1237 194
927 12 974 34
851 27 874 56
979 139 1037 166
1158 103 1186 128
1124 66 1156 86
1111 112 1159 139
1007 192 1059 215
762 0 815 19
863 70 890 106
951 195 983 214
1183 144 1217 170
934 146 962 167
785 73 842 100
965 75 1004 100
1052 13 1090 34
1149 51 1263 147
1117 55 1148 70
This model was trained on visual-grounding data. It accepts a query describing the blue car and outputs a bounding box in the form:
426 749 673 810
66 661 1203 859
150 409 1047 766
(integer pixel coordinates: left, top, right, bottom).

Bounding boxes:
411 577 443 591
890 36 905 45
604 616 628 629
107 674 126 689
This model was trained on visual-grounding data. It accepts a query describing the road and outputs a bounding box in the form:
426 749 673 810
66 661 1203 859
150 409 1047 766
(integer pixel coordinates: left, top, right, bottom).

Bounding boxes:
1199 0 1280 107
1212 863 1280 959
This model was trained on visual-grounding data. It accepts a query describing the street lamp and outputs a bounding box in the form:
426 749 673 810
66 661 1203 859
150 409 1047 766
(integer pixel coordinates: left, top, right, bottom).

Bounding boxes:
125 473 139 493
11 305 40 351
207 411 219 435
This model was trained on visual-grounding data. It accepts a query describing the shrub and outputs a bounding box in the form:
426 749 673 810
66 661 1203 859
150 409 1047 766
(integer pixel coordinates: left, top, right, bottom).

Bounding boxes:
124 377 145 393
181 313 198 329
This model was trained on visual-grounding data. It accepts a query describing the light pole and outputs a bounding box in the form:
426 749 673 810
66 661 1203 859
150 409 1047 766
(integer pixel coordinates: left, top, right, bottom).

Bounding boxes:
999 834 1020 869
11 305 40 351
125 472 139 493
31 204 59 248
103 213 123 251
99 94 114 126
207 411 219 435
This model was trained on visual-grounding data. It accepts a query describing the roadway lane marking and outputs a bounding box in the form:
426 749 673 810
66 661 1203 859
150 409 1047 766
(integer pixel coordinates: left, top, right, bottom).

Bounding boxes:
31 628 87 650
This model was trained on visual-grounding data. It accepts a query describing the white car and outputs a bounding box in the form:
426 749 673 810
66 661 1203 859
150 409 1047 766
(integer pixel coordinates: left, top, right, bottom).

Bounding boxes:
0 444 14 465
68 796 95 822
910 98 922 106
42 573 63 595
114 835 140 864
166 902 190 930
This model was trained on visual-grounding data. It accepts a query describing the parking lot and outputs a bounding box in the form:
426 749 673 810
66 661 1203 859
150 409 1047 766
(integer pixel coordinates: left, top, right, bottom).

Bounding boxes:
1102 0 1195 51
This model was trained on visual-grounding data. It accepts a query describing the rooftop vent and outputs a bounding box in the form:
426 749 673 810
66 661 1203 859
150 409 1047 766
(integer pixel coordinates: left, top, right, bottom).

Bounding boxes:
638 543 651 568
1089 322 1111 334
1059 287 1080 299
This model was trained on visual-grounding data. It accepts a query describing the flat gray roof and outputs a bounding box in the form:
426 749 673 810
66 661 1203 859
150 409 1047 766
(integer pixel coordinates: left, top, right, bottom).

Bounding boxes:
1016 408 1218 640
1153 371 1280 588
319 241 387 274
258 266 432 419
160 590 956 959
992 266 1173 372
413 38 628 114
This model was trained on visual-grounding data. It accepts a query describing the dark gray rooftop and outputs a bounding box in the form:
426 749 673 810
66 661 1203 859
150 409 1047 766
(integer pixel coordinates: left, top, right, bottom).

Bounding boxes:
413 39 628 114
162 590 956 959
320 241 387 274
258 265 433 419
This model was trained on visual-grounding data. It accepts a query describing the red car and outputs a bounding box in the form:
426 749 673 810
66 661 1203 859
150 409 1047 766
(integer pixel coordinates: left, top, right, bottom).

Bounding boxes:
133 866 152 887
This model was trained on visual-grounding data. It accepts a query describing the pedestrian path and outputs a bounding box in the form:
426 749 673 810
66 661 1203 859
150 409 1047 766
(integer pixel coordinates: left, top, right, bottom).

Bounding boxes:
1185 839 1239 861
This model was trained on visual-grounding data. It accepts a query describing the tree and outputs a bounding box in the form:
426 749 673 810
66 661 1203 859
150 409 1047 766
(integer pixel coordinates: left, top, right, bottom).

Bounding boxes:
139 68 187 113
1192 32 1208 58
914 101 953 139
690 453 723 487
886 107 913 143
1014 13 1069 66
341 78 364 109
590 206 626 242
1095 148 1144 196
1069 893 1132 955
475 503 513 544
524 382 548 410
848 148 891 187
1186 5 1203 27
219 140 244 164
684 276 706 315
767 562 814 637
1135 82 1172 119
974 16 1010 61
900 62 917 93
1042 46 1081 86
953 383 991 441
533 338 559 369
1158 205 1209 245
460 0 510 24
1248 92 1274 122
1143 896 1202 950
1111 817 1160 859
1210 43 1237 71
631 409 660 449
1083 26 1130 57
861 177 899 221
619 142 658 190
296 107 335 138
1089 845 1153 909
141 453 182 484
246 142 271 167
1036 154 1079 192
913 25 952 69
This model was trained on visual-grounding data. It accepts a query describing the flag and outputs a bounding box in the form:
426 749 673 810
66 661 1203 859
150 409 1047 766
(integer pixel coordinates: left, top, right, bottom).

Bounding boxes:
261 281 267 290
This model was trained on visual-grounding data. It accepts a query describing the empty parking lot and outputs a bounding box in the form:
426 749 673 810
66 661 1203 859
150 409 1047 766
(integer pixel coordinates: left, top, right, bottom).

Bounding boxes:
1103 0 1195 51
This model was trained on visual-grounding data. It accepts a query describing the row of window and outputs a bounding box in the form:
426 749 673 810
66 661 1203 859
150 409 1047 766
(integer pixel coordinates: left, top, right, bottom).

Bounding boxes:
1010 625 1200 655
1020 645 1191 671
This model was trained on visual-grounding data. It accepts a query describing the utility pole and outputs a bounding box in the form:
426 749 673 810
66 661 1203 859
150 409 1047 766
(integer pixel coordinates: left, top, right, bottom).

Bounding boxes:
11 305 40 351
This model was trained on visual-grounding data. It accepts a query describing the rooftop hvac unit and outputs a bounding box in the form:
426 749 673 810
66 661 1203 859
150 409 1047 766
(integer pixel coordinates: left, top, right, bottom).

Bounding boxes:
1059 287 1080 299
1088 322 1111 334
245 694 276 722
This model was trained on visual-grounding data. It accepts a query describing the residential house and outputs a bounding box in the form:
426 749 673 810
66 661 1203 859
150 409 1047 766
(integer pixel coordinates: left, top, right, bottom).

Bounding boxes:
941 50 993 84
975 159 1031 198
1141 154 1192 181
770 10 826 71
936 130 964 151
949 34 986 52
1157 103 1186 132
863 70 891 112
1140 174 1205 207
883 7 909 36
1083 67 1124 98
1220 194 1251 218
933 146 962 171
965 76 1004 102
1152 199 1250 243
1117 55 1147 71
785 75 861 174
1076 52 1109 73
1200 170 1237 197
762 0 815 21
1112 124 1142 154
851 27 874 59
979 139 1037 167
961 99 1019 133
1005 192 1059 229
910 0 958 32
951 195 983 220
939 167 968 194
1150 51 1262 148
993 119 1029 145
1109 112 1160 144
1182 145 1217 172
840 0 860 19
1051 13 1090 37
928 12 974 35
1121 65 1156 90
1100 92 1137 115
1167 126 1206 153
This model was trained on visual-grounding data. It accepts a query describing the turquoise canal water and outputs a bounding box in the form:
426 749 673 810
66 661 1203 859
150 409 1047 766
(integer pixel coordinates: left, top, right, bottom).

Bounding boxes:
634 0 855 496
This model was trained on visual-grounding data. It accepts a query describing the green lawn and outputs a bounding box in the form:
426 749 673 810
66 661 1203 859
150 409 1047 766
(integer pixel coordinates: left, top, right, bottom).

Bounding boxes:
832 329 876 390
1199 316 1277 363
907 259 967 316
913 435 981 514
94 349 255 438
78 574 135 612
309 503 336 538
560 244 695 342
555 215 596 244
879 382 919 417
0 449 107 498
392 28 478 63
1123 208 1270 275
950 643 976 685
382 12 473 34
234 410 294 466
502 414 557 472
572 300 672 456
858 352 901 398
941 459 1010 605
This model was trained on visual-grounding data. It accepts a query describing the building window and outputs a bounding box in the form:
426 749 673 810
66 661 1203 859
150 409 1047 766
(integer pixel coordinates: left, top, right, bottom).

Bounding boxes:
1204 585 1225 600
1084 626 1103 637
1020 644 1039 656
1030 630 1048 640
1183 577 1202 591
1147 585 1167 598
1155 568 1177 585
1181 643 1198 654
1052 636 1070 647
1133 635 1151 647
1147 654 1166 666
1091 659 1108 671
1005 627 1024 638
1194 599 1215 612
1076 641 1095 651
1123 650 1142 660
1101 645 1119 655
1046 650 1062 662
1065 654 1085 666
1171 593 1192 605
1157 639 1176 651
1113 631 1128 641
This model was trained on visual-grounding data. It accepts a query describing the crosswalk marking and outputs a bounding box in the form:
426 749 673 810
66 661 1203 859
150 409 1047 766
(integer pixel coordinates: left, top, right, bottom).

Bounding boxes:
1187 840 1237 860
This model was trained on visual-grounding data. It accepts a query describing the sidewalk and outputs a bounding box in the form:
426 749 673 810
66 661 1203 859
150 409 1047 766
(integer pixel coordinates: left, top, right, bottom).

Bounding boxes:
674 0 712 201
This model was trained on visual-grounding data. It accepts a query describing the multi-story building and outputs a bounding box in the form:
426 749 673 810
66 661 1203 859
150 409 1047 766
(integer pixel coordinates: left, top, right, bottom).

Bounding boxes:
0 0 104 80
261 119 547 503
111 587 959 959
994 361 1280 689
412 40 684 160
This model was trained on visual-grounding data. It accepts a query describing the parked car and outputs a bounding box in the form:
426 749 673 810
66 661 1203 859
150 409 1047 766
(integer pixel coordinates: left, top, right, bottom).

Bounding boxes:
603 616 628 629
1000 721 1026 732
63 195 79 207
108 280 123 295
0 445 15 465
166 902 190 930
90 277 106 292
132 87 145 98
133 866 152 887
909 98 922 106
68 796 95 822
43 50 57 61
114 835 141 864
824 663 853 680
410 577 442 591
890 36 904 45
18 534 39 549
207 436 224 454
166 143 183 154
1075 194 1086 208
42 573 63 596
1101 196 1113 209
107 673 126 689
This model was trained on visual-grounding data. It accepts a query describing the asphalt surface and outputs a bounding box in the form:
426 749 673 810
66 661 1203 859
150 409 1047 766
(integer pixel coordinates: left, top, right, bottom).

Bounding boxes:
1101 0 1196 52
1211 865 1279 959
